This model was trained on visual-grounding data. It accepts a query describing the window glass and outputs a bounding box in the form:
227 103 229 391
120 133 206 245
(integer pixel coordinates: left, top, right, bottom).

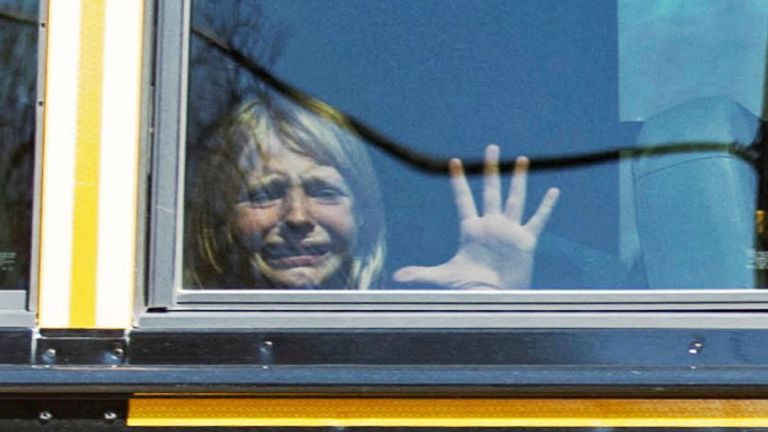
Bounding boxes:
183 0 764 290
0 0 38 291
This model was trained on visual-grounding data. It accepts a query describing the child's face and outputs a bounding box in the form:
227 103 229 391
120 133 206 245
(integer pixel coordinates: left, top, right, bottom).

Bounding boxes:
232 149 357 288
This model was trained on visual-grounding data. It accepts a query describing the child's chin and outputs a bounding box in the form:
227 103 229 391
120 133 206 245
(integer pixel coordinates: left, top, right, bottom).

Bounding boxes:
270 269 332 289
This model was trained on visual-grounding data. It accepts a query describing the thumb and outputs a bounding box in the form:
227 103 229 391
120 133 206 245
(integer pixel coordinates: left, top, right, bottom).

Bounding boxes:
393 265 445 285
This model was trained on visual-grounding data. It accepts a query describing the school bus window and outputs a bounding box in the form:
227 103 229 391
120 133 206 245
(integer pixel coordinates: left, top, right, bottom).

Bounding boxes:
0 0 38 294
170 0 765 296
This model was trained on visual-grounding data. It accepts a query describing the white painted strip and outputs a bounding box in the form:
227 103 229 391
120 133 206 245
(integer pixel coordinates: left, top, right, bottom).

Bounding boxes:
95 0 143 328
38 0 83 328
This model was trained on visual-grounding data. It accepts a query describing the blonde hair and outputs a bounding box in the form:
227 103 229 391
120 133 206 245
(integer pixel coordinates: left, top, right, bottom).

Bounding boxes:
186 94 385 290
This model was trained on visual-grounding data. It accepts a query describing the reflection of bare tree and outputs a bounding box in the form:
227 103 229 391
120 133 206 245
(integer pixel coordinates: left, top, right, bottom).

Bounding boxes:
0 0 37 290
187 1 286 147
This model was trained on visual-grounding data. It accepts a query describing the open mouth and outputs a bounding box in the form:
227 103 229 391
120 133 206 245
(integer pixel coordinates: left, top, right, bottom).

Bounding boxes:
262 243 332 268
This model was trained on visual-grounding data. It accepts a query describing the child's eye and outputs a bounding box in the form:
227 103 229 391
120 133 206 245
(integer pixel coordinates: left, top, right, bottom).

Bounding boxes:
246 185 283 206
308 185 346 202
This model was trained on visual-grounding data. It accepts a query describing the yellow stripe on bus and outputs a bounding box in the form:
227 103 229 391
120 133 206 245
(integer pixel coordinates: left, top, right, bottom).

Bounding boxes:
70 0 106 328
128 397 768 427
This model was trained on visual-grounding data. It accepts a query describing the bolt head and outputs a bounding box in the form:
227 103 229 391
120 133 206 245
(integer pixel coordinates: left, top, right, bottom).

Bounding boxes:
688 341 704 355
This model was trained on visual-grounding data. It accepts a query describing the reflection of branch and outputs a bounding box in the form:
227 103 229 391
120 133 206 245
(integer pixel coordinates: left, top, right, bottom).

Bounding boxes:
0 10 36 27
520 143 755 172
192 25 758 175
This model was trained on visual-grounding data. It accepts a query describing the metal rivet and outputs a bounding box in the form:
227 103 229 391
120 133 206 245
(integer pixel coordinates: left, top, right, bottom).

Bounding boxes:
43 348 56 359
103 411 117 422
688 341 704 355
38 411 52 422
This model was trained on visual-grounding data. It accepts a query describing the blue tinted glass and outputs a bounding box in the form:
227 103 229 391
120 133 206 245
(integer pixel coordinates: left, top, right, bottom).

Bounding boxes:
184 0 763 290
